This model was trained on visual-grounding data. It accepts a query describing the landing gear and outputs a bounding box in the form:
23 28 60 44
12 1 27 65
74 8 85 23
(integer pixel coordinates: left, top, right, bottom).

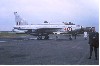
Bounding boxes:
37 35 49 40
37 36 42 40
44 35 49 40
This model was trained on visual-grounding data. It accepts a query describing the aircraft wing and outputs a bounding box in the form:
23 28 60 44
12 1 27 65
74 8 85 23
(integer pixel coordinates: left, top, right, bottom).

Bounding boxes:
35 28 62 33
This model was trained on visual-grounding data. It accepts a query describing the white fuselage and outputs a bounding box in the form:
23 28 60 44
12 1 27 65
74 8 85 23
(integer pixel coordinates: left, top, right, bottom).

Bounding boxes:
14 24 80 31
13 12 82 35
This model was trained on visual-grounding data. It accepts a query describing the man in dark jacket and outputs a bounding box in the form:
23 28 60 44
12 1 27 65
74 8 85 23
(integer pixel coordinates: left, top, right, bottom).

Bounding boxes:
88 29 99 60
74 32 77 39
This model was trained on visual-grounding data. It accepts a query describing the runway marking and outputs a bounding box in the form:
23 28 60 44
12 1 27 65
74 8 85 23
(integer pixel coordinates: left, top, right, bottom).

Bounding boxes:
0 41 7 42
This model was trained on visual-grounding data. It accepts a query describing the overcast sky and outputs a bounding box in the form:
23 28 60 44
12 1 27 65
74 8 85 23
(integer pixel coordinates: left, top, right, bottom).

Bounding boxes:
0 0 99 31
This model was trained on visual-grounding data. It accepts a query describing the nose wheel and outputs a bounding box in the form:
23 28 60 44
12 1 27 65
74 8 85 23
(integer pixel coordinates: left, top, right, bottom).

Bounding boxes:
44 35 49 40
37 36 42 40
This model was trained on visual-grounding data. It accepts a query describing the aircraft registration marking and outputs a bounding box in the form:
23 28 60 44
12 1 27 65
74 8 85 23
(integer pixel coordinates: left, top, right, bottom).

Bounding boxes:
64 27 72 31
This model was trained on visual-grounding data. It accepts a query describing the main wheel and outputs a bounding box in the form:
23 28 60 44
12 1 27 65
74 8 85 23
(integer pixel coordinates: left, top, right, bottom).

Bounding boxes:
37 36 42 40
44 35 49 40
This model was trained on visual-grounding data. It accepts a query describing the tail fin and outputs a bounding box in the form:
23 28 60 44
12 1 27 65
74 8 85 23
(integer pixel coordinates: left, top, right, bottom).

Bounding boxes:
14 12 28 25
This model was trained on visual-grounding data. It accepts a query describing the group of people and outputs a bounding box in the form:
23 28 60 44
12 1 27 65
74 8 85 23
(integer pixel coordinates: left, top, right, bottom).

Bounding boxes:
74 29 99 60
56 29 99 60
74 31 88 40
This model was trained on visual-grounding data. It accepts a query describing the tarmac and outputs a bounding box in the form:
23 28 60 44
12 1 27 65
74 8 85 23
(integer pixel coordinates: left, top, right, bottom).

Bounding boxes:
0 35 99 65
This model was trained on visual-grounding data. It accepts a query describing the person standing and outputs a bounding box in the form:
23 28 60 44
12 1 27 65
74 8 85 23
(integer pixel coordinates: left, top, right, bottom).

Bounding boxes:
84 31 88 40
69 34 72 40
55 36 58 40
74 32 77 39
88 29 99 60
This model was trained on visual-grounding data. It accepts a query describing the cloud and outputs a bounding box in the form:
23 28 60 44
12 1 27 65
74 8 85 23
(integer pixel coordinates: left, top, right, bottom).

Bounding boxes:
0 0 99 31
